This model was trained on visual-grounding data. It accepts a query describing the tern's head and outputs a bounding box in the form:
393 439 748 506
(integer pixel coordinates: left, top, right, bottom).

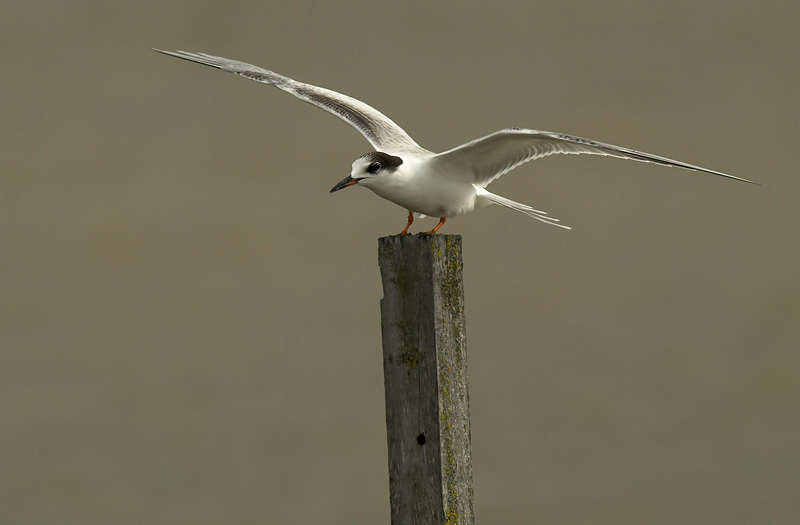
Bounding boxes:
330 152 404 193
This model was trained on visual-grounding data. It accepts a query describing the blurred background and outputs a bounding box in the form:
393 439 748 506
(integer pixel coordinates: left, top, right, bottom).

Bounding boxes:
2 1 798 523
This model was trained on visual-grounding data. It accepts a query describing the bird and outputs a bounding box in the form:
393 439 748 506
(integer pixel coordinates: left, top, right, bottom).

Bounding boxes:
154 49 760 234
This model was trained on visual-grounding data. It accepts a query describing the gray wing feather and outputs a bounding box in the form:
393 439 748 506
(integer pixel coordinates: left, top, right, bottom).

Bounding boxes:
430 128 759 186
154 50 429 155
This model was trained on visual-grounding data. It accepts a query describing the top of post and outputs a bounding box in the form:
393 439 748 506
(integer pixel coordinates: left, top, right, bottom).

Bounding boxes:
378 233 463 270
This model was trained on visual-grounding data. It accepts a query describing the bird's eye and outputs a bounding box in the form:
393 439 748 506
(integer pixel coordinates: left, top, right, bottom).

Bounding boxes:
367 162 381 174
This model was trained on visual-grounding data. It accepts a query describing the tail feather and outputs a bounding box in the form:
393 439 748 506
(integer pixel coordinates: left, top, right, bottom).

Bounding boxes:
475 186 571 229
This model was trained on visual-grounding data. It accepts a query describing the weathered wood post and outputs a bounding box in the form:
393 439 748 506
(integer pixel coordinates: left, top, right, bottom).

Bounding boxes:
378 234 474 525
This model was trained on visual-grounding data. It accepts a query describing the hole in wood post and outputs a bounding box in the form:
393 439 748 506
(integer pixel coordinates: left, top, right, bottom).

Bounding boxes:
416 433 426 445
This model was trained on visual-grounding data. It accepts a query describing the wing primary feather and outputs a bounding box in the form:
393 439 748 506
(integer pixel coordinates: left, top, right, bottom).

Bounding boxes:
153 49 428 154
432 128 762 187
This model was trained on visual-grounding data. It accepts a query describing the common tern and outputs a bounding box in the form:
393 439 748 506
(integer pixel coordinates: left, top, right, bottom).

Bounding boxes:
155 50 759 233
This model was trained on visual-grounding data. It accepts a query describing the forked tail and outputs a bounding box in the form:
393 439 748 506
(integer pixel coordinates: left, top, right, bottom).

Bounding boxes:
474 186 571 229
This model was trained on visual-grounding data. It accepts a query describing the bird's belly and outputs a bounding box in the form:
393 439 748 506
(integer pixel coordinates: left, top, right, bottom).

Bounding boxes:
369 178 476 218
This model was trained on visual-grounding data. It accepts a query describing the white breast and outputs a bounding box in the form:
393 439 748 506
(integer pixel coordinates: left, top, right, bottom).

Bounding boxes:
365 159 478 218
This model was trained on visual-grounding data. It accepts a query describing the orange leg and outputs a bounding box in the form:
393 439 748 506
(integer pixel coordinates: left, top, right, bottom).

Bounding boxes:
396 212 414 236
424 216 447 234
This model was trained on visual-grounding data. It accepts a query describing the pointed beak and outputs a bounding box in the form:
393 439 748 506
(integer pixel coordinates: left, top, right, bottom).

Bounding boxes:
330 175 360 193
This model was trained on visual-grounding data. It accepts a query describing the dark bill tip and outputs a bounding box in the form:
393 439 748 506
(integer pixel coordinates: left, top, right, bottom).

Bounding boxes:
330 175 360 193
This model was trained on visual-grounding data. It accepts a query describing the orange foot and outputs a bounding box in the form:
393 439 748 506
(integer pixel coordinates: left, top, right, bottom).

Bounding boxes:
423 216 446 234
394 211 414 236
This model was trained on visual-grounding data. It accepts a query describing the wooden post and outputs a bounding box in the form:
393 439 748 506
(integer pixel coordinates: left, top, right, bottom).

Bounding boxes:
378 234 474 525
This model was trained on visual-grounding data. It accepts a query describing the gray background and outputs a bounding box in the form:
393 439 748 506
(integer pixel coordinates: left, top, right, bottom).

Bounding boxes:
3 1 798 523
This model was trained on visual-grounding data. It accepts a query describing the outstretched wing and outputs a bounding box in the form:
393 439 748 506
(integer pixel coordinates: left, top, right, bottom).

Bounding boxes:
428 127 760 187
154 50 429 155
